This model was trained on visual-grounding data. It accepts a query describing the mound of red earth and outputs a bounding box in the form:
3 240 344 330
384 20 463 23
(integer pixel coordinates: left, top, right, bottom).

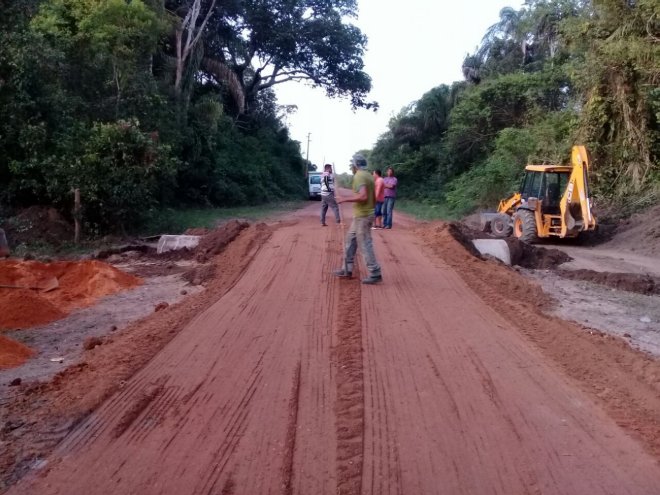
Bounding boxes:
194 220 249 262
0 259 141 330
0 335 34 369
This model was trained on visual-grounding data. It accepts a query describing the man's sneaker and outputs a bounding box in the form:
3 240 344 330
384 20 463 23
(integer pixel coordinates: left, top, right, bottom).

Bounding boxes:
361 274 383 284
321 223 328 226
333 269 352 278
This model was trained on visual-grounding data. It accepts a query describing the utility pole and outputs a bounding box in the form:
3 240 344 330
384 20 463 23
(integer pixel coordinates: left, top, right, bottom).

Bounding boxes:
303 132 311 177
305 132 311 164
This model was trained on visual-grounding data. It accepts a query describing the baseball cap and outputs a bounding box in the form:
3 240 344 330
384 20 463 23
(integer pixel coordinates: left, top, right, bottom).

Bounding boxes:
351 154 368 169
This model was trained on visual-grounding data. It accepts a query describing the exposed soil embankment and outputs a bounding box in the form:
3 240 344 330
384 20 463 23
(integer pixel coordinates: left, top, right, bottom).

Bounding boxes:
455 220 660 296
557 269 660 296
605 204 660 257
448 222 572 270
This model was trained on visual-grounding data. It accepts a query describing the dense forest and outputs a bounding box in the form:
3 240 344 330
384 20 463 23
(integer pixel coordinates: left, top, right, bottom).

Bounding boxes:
0 0 373 230
1 1 658 233
368 0 659 215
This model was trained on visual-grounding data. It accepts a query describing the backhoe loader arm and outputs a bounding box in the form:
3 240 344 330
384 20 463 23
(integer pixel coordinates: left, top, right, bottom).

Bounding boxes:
560 145 597 236
497 193 522 215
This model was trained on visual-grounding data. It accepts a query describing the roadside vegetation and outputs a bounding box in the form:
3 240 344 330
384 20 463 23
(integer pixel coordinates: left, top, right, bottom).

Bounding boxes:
0 0 374 235
366 0 659 218
141 201 305 235
2 1 658 235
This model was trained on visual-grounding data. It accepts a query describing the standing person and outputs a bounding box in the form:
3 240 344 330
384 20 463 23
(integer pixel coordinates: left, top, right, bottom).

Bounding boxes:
382 167 398 229
372 169 385 229
333 154 382 284
320 163 341 226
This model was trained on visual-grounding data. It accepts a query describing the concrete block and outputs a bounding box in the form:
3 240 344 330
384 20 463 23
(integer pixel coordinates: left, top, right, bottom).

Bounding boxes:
157 235 201 254
472 239 511 265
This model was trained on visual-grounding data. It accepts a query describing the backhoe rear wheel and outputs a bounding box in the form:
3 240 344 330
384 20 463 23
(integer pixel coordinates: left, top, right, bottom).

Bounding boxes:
513 210 538 244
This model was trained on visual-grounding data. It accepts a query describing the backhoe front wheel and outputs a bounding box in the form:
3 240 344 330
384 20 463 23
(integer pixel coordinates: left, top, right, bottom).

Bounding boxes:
513 210 538 244
491 213 513 238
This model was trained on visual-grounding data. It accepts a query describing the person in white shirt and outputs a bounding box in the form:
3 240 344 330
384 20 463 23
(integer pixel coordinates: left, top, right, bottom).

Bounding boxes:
320 163 341 226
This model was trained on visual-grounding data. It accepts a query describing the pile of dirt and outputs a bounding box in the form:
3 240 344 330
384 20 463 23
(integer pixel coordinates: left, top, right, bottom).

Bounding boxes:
449 221 572 269
557 269 660 296
605 203 660 257
0 336 34 369
0 206 72 247
0 291 65 329
505 238 572 269
195 220 249 262
0 260 141 330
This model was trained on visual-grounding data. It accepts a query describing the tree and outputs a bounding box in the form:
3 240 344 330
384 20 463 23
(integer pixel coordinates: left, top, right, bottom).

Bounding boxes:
171 0 216 97
562 0 659 195
201 0 376 112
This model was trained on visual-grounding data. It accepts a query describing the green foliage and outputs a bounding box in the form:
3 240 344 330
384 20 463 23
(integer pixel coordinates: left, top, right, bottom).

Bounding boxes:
1 0 328 234
369 0 659 215
562 0 660 198
75 120 177 229
395 199 456 221
445 69 570 176
201 0 375 109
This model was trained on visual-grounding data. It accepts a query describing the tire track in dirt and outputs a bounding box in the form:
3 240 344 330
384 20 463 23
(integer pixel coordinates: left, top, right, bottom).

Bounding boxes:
333 274 365 494
282 361 301 495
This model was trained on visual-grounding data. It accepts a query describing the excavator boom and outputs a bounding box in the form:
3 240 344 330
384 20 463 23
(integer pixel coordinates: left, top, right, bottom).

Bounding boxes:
560 145 597 236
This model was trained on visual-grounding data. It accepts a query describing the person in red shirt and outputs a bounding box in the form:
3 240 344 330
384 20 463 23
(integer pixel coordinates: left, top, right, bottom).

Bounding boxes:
372 169 385 229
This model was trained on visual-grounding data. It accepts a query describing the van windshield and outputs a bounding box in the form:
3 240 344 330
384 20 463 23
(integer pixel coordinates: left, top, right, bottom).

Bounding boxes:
309 176 322 184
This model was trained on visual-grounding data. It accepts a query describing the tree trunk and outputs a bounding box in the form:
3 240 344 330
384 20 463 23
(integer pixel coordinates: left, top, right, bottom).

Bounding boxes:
175 29 184 97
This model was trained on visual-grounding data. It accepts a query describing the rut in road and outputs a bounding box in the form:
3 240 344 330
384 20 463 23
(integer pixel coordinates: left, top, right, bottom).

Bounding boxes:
8 205 660 495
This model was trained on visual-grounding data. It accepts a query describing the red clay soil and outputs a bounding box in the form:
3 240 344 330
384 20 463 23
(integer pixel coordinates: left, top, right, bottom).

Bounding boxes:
0 291 65 329
194 219 249 261
0 260 141 330
0 224 273 491
0 336 34 369
3 207 660 494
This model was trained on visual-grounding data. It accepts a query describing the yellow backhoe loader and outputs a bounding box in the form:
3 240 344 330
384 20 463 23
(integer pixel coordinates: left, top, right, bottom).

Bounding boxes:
481 145 597 243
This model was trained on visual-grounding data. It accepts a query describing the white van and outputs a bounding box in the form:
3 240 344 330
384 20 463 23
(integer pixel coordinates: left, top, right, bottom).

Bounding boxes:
308 172 322 200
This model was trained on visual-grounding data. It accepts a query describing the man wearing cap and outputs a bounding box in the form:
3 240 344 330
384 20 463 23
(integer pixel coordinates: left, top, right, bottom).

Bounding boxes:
320 163 341 226
333 154 382 284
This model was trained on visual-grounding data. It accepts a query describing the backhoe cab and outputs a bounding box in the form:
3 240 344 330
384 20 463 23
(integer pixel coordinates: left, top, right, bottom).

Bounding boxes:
482 146 597 243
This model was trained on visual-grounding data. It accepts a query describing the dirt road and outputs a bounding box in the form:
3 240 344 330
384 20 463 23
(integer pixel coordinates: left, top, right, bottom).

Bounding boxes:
8 204 660 494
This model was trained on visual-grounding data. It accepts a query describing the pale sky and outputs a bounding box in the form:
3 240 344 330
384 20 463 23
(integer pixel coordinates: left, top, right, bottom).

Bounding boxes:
275 0 523 174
